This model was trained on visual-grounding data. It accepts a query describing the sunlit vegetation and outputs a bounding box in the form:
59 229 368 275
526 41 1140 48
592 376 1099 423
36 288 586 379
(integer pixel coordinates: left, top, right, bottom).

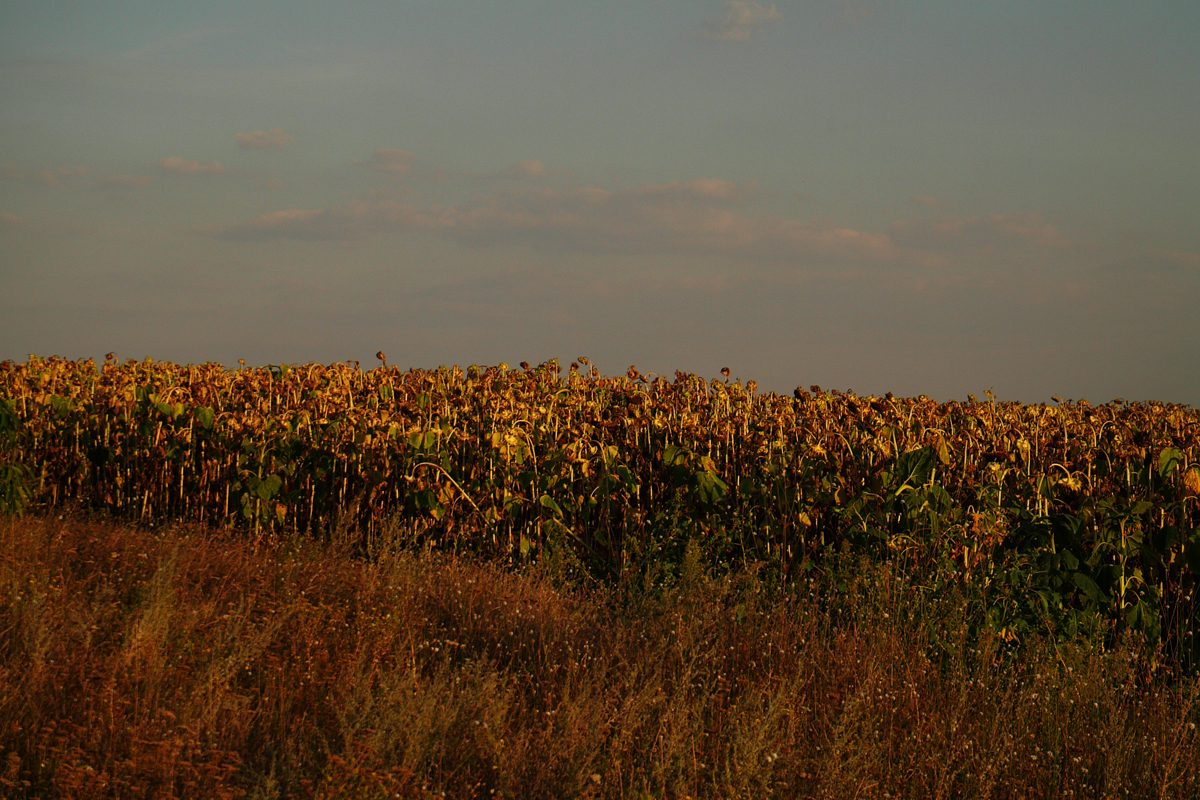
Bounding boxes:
2 355 1200 797
2 515 1198 799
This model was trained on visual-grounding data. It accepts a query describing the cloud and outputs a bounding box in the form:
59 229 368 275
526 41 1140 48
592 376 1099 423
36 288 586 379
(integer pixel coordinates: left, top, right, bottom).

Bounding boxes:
201 209 326 241
235 127 296 150
704 1 783 42
156 157 225 175
201 202 455 243
631 178 758 203
37 166 89 186
117 25 232 62
98 174 155 189
197 169 1082 280
437 181 894 263
368 149 417 176
198 177 890 265
1104 249 1200 276
887 213 1072 261
0 164 88 187
501 159 548 179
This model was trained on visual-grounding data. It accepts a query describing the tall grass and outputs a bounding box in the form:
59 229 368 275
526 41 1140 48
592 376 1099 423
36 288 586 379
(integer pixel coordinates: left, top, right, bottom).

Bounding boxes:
2 512 1197 799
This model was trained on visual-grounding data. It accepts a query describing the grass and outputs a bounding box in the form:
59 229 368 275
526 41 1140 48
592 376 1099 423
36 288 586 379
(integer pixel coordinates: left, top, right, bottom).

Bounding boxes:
1 512 1198 799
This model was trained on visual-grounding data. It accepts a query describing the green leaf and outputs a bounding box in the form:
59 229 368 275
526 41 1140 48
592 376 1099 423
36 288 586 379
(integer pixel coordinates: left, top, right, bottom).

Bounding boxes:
539 494 563 516
0 462 30 518
250 473 282 502
1059 549 1079 571
1071 573 1109 605
893 447 935 494
409 429 439 451
663 444 683 467
0 399 21 439
1184 529 1200 575
1158 447 1183 478
695 471 728 506
49 395 74 418
615 465 638 491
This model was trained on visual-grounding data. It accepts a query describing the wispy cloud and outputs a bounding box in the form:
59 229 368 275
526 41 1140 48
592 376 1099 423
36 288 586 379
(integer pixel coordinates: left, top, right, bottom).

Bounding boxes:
501 159 548 179
703 1 783 42
367 149 416 176
98 174 155 189
1104 249 1200 275
200 203 455 243
886 213 1073 265
630 178 758 203
202 208 326 241
197 173 1091 287
115 25 235 63
235 128 296 150
197 176 894 266
156 157 225 175
1 164 88 187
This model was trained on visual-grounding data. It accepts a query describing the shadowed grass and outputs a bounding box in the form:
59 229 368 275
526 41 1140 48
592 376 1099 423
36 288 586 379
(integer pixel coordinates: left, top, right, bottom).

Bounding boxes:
1 513 1197 799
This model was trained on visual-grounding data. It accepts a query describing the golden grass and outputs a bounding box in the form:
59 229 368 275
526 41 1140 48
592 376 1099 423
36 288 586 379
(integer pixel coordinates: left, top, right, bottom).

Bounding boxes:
1 513 1197 799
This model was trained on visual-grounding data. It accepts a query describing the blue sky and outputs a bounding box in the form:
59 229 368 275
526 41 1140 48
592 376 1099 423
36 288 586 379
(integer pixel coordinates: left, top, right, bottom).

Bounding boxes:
3 1 1198 405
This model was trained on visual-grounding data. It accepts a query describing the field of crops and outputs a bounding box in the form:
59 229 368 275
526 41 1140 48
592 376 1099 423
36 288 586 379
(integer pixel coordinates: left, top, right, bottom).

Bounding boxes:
5 354 1200 798
3 354 1199 662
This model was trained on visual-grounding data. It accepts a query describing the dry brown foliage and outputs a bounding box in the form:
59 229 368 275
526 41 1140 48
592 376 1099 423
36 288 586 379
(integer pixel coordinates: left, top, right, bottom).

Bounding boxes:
1 514 1197 799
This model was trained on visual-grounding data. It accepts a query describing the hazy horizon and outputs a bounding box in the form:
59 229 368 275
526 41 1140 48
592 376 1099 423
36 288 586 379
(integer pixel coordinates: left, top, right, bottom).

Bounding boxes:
3 1 1198 407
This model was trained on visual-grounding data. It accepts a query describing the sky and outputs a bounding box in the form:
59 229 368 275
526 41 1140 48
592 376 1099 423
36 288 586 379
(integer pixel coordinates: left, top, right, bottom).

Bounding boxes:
2 1 1198 406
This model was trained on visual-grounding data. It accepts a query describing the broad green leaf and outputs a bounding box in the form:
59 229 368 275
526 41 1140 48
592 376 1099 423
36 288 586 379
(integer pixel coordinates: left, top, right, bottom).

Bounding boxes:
1158 447 1183 478
539 494 563 516
1071 573 1109 605
251 473 282 502
663 444 682 466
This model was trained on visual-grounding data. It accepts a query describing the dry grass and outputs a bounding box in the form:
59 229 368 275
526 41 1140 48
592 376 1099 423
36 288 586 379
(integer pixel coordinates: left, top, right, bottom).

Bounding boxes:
1 513 1197 799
